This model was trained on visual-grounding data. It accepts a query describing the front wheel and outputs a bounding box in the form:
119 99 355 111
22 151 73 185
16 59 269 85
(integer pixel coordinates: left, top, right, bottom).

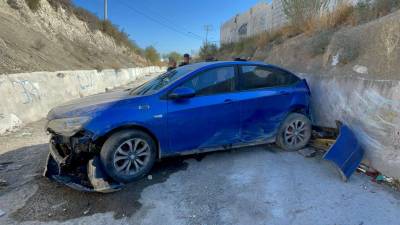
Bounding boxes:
100 130 157 183
276 113 312 151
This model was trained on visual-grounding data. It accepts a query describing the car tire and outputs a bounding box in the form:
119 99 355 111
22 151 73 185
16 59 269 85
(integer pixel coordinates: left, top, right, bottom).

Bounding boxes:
276 113 312 151
100 130 157 183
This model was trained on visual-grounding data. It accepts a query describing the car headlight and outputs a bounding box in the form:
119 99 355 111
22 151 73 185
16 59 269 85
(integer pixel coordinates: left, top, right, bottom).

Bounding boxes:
47 117 91 136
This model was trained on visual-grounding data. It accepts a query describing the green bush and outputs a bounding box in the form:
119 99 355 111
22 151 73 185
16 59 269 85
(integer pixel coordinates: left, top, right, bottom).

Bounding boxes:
199 43 219 60
164 51 182 63
25 0 41 12
144 46 160 64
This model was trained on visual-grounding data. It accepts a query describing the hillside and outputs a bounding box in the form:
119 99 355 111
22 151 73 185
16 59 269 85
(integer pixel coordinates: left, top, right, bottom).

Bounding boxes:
218 8 400 80
0 0 148 74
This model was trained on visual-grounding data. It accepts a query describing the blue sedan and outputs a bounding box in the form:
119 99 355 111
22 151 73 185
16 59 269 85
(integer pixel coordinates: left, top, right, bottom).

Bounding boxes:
45 61 312 187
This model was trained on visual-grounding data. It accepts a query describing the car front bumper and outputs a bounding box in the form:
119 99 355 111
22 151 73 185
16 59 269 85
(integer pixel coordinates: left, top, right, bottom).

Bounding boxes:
43 135 123 193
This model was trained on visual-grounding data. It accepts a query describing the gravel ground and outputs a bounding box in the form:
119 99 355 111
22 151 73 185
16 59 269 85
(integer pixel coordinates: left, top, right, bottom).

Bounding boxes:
1 75 400 225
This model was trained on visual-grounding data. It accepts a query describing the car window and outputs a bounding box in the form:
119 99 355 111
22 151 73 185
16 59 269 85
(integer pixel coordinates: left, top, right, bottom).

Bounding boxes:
180 66 236 96
240 66 300 90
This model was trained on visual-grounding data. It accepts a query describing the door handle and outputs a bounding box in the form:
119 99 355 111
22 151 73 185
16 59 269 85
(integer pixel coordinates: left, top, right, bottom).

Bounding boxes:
224 99 234 103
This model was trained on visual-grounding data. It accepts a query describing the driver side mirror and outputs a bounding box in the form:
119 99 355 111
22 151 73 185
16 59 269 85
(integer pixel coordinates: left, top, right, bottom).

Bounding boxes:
169 87 196 100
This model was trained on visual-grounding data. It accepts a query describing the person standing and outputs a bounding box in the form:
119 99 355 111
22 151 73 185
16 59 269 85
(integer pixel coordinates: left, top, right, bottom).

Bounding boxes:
167 58 177 71
179 53 190 67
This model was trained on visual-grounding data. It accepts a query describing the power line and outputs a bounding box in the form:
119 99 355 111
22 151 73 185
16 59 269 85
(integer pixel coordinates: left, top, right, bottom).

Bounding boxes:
114 0 203 41
131 3 203 40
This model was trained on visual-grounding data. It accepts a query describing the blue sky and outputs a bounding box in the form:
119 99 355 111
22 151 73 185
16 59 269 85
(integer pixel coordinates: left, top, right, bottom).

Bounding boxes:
73 0 265 55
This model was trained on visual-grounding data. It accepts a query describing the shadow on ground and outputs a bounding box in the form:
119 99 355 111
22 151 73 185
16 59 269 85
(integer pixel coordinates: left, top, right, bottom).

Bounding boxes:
1 143 275 222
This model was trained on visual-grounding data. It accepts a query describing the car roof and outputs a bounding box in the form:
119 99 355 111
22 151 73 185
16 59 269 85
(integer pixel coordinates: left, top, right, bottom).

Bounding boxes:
185 61 295 75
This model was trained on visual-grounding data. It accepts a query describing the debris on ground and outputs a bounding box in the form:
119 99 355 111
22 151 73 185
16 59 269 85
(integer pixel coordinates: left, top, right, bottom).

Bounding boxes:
50 201 67 210
0 178 8 187
298 148 317 158
83 208 90 215
15 132 32 137
310 122 364 181
355 163 400 191
147 175 153 180
0 209 5 217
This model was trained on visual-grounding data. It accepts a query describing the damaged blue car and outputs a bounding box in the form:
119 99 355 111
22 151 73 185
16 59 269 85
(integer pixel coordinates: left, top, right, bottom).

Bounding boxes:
44 61 312 192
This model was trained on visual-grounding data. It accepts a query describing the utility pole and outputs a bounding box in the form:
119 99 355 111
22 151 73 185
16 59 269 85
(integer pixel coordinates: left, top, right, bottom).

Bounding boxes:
104 0 108 20
204 25 213 45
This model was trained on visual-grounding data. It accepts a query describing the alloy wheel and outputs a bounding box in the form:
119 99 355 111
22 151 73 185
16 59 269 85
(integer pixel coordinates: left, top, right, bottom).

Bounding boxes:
113 138 151 175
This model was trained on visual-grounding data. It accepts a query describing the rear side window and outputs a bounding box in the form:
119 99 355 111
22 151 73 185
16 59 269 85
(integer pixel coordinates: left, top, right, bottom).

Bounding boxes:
240 66 300 90
181 66 236 96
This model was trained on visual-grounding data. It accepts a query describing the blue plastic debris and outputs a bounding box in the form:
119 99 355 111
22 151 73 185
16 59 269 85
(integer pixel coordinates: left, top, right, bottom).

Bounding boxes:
323 125 364 181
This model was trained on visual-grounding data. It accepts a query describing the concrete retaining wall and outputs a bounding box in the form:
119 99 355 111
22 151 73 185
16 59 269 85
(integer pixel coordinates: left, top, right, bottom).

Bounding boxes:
301 74 400 179
0 66 166 134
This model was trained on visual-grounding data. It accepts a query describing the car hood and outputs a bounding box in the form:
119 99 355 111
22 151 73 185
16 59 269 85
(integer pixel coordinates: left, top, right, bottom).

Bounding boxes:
47 90 134 120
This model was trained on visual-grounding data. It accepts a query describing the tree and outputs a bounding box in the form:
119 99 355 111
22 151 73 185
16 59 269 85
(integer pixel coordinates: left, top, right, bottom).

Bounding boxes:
164 51 182 63
282 0 331 26
198 43 218 60
144 46 160 64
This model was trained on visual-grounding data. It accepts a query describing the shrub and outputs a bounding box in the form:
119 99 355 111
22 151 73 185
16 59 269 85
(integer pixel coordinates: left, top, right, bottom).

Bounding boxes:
333 34 360 64
164 51 182 63
144 46 160 64
25 0 41 12
282 0 330 27
199 43 219 60
374 0 400 17
74 7 101 31
352 0 400 25
319 3 354 30
307 30 334 56
7 0 21 10
47 0 73 12
101 20 142 54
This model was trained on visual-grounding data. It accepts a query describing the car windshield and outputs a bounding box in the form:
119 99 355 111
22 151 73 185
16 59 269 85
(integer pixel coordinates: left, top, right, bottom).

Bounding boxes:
130 66 194 96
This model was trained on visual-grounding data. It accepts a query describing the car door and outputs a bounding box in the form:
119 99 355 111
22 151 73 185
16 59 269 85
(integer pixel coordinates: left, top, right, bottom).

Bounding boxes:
237 65 300 143
166 66 241 154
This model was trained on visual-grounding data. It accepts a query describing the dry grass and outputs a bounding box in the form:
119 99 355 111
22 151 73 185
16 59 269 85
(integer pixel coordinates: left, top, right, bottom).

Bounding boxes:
218 0 400 59
25 0 40 12
299 3 354 35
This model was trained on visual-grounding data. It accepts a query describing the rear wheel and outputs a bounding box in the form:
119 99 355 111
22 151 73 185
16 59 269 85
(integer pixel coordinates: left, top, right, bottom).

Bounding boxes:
100 130 156 183
276 113 312 151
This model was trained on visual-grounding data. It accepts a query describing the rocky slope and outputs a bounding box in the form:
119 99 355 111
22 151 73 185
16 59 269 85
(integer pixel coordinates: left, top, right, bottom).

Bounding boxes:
0 0 147 74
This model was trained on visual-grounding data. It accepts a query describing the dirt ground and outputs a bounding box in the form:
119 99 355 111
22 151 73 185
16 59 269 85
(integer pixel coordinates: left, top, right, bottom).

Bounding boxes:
1 121 400 225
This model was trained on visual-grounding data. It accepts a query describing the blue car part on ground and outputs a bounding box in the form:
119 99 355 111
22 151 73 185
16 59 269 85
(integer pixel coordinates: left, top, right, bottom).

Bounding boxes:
323 124 365 181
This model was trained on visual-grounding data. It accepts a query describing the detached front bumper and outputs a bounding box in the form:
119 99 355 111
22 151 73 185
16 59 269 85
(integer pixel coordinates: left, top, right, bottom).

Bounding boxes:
43 135 123 193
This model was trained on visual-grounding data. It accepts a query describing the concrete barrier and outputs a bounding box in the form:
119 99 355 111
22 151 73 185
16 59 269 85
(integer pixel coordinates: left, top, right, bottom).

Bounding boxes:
301 74 400 179
0 66 166 134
